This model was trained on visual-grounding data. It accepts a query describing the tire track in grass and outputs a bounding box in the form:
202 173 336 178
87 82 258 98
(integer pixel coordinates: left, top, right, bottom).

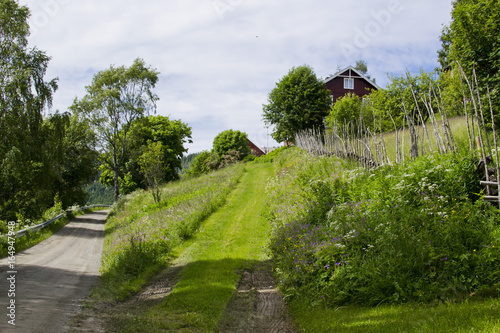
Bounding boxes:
136 162 293 332
70 163 296 332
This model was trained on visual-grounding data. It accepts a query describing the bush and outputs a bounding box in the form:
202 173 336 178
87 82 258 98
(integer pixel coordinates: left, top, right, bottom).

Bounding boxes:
213 129 251 161
186 151 213 176
267 148 500 306
325 93 363 129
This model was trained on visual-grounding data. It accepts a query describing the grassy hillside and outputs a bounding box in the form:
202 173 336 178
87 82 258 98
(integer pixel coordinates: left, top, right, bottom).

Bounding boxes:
83 161 277 332
97 163 246 299
266 147 500 332
81 142 500 332
381 116 471 162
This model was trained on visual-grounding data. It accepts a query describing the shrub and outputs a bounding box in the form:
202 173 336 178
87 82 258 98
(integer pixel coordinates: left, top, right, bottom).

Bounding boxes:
213 129 251 161
267 148 500 306
186 151 213 176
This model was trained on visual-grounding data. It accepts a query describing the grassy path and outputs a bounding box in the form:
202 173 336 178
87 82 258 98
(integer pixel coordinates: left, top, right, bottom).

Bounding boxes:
115 163 276 332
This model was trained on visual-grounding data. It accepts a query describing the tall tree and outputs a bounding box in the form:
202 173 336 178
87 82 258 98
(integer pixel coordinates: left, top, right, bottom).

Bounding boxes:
42 112 99 207
262 65 332 143
439 0 500 120
0 0 58 220
138 141 165 203
71 59 159 201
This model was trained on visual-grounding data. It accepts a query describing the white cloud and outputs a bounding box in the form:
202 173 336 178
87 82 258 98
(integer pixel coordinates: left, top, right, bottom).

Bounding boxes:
19 0 453 153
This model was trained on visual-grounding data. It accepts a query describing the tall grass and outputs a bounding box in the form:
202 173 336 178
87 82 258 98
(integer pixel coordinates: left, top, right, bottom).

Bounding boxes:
99 163 246 299
382 116 471 163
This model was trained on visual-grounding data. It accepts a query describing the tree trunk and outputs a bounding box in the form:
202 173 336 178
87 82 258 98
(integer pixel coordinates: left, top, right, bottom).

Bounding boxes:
113 167 120 201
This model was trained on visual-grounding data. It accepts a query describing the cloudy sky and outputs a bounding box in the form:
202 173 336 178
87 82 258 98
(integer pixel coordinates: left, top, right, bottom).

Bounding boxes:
19 0 453 153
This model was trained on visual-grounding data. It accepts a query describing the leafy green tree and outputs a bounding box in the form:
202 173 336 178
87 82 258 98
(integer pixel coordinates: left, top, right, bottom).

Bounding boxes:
366 71 444 132
354 59 375 82
186 151 213 176
212 129 250 160
71 59 159 201
325 93 363 129
139 142 165 203
439 0 500 120
262 65 332 143
42 112 99 208
0 0 58 220
99 115 192 194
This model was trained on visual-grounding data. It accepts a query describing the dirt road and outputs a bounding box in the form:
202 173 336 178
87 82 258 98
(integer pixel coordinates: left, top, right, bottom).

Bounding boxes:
0 210 107 333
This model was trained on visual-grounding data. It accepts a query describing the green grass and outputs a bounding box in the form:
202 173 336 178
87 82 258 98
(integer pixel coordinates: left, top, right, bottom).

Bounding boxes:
380 115 472 162
98 164 246 300
290 298 500 333
266 146 500 333
125 163 273 331
95 162 274 332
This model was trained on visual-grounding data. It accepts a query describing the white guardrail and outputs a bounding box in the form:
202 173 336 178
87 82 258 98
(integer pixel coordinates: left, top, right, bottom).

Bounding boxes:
8 204 111 238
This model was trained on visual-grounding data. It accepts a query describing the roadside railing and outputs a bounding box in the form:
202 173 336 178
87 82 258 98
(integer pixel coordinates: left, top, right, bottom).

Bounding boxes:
6 204 111 238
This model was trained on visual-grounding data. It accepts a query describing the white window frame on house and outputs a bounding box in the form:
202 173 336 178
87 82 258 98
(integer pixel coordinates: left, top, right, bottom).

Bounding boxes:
344 78 354 90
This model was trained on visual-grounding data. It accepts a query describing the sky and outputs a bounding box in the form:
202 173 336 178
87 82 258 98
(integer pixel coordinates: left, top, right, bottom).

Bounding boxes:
19 0 454 154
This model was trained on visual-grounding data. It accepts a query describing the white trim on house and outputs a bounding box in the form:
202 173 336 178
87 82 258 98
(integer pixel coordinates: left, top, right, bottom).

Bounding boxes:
324 65 381 90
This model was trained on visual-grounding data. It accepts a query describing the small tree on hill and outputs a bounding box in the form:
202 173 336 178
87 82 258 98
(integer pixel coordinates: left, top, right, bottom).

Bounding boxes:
138 142 165 203
213 130 251 160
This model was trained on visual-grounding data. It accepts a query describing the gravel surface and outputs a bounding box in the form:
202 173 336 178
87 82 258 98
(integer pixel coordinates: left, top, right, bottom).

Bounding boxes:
0 210 107 333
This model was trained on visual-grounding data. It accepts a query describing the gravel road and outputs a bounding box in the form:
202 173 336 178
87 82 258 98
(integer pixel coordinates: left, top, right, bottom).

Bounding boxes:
0 210 107 333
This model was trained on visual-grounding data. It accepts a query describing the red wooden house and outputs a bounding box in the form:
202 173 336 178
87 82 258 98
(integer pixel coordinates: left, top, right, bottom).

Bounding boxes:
247 138 266 157
324 66 380 103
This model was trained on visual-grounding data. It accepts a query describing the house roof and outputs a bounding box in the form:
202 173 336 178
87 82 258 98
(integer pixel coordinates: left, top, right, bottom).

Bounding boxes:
247 138 266 156
324 65 381 90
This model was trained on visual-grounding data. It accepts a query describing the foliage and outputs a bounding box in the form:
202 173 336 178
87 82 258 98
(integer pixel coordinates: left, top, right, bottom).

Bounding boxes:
0 0 64 221
138 141 166 203
71 58 160 201
439 0 500 122
325 93 363 129
267 147 500 307
252 146 289 163
85 180 114 205
365 70 463 133
354 59 375 82
212 129 250 160
99 115 192 194
100 163 246 299
262 65 332 143
42 112 99 208
186 151 214 176
180 152 201 173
